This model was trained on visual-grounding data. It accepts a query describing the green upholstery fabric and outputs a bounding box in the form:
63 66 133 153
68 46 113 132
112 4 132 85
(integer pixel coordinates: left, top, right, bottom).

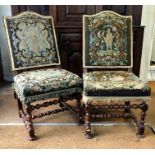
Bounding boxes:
4 12 60 70
83 71 151 97
14 68 82 104
83 11 132 67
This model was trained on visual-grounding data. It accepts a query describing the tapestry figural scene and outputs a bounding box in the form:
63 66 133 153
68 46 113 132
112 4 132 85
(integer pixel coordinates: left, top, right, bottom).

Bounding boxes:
83 11 132 67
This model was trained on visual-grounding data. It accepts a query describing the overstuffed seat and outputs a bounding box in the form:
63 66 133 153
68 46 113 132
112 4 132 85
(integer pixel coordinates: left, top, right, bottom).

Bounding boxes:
3 11 83 141
14 68 82 104
82 11 151 139
84 71 150 97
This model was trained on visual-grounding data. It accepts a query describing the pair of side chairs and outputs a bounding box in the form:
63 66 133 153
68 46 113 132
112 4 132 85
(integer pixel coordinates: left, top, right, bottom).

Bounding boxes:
3 11 151 141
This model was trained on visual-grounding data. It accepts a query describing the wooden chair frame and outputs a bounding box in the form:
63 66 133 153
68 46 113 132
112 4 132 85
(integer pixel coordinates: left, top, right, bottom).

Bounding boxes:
82 11 150 139
14 90 82 141
3 11 83 141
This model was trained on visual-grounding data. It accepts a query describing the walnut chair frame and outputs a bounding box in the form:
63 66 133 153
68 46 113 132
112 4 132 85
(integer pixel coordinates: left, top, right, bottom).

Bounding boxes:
14 89 82 141
4 11 83 141
82 11 151 139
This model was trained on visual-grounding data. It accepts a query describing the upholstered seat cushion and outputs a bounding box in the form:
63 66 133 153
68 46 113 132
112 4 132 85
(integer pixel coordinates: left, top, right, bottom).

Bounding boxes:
14 68 82 103
83 71 151 97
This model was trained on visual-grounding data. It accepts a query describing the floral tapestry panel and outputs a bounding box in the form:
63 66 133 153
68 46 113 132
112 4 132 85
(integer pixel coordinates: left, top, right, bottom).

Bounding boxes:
4 12 60 70
83 11 132 67
14 68 83 97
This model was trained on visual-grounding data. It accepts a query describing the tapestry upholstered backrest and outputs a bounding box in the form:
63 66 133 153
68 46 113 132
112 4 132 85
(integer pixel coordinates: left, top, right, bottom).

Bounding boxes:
4 11 60 71
83 11 133 68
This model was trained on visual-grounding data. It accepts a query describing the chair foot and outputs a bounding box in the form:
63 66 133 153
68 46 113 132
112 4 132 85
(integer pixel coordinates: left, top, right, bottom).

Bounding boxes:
85 131 92 139
84 104 92 138
137 134 145 138
27 125 37 141
137 124 145 138
137 102 148 138
28 136 38 141
28 134 38 141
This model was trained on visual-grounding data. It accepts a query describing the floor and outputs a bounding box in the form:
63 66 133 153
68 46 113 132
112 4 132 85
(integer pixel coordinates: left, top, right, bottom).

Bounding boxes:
0 81 155 148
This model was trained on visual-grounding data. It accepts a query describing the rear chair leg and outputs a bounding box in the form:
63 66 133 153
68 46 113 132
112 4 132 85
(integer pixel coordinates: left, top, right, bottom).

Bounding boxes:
59 97 64 107
124 101 130 113
15 91 24 118
76 94 83 125
26 105 37 141
84 103 92 139
17 99 23 118
137 102 148 138
14 91 17 99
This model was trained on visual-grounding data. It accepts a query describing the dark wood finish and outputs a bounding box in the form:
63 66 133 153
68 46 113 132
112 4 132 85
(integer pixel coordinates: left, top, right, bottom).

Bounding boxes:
132 26 145 75
124 101 130 113
25 105 37 141
11 5 144 77
137 102 148 137
0 52 3 81
85 104 92 139
11 5 50 15
55 28 82 76
84 101 148 138
52 5 96 27
15 92 82 140
50 5 143 76
76 94 83 124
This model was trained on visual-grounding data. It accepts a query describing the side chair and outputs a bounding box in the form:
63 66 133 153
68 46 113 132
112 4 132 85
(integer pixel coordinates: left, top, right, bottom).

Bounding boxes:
3 11 83 141
82 11 151 139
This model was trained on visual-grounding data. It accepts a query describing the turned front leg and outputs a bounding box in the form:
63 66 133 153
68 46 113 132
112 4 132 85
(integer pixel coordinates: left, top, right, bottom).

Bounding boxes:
84 103 92 139
137 102 148 138
26 105 37 141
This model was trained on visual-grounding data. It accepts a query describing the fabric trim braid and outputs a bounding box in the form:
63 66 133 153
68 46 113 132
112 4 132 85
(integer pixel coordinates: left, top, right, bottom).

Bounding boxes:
82 95 151 105
13 83 82 104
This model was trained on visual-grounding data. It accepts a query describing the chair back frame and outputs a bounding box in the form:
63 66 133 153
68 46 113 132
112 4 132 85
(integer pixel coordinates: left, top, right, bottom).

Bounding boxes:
3 11 61 74
83 11 133 73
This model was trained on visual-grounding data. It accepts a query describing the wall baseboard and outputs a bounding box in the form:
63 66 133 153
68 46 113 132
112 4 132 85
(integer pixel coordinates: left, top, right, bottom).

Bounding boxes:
147 67 155 81
147 76 155 81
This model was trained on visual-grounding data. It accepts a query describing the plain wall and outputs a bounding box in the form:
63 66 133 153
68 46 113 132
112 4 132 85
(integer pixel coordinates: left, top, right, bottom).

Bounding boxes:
140 5 155 82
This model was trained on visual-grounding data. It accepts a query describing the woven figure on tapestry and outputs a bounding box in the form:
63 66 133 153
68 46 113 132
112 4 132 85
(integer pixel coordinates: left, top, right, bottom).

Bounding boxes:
82 11 151 139
4 11 83 141
83 11 132 68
